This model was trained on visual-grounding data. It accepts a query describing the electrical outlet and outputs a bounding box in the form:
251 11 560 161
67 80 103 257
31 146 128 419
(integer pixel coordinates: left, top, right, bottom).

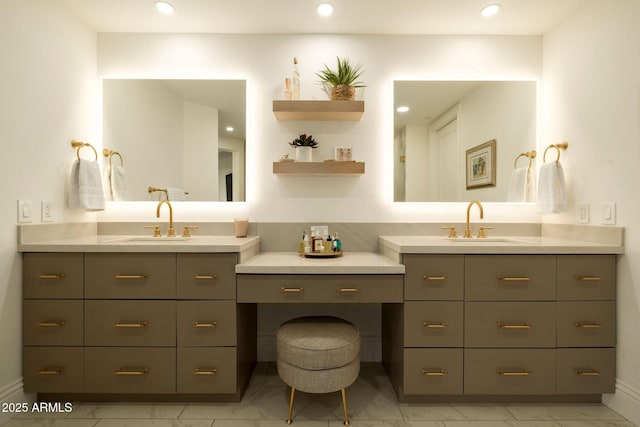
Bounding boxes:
576 203 590 224
41 201 55 222
601 202 616 225
17 200 33 223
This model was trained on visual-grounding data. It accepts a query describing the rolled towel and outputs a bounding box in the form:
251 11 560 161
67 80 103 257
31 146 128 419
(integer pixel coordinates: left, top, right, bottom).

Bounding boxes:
69 159 105 211
537 162 566 214
109 165 129 201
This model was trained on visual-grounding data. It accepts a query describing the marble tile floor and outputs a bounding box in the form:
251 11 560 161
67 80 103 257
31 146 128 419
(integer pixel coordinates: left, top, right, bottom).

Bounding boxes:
3 363 636 427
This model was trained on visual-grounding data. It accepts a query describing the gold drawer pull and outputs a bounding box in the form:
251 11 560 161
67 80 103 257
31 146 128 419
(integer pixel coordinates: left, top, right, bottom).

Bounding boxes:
114 368 149 376
194 368 218 376
423 276 446 281
422 369 446 376
423 322 447 329
38 320 66 327
575 322 601 329
114 321 149 328
497 369 530 376
337 287 360 293
194 321 217 328
38 367 64 375
39 273 66 279
497 323 532 329
575 276 601 282
497 276 531 282
114 274 149 280
194 274 218 280
281 287 304 293
576 369 601 376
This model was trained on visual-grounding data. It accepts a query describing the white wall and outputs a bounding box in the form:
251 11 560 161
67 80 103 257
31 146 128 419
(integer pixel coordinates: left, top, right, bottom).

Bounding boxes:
0 0 96 417
542 0 640 423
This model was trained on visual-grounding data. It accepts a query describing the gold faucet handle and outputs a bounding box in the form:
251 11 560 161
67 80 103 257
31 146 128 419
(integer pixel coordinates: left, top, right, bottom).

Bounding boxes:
182 225 199 238
441 226 457 238
478 226 493 238
145 225 162 237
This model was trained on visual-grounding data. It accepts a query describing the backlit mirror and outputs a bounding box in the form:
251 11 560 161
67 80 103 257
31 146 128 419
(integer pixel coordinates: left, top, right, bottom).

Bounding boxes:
394 80 537 202
102 79 246 202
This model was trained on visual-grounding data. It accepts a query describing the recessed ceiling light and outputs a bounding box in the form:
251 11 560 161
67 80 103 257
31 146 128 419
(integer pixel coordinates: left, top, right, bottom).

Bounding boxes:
226 126 234 132
155 1 175 15
317 3 334 17
480 4 501 17
396 106 410 113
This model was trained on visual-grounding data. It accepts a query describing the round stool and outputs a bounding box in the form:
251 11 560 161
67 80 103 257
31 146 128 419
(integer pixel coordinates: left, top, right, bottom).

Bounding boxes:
276 316 360 425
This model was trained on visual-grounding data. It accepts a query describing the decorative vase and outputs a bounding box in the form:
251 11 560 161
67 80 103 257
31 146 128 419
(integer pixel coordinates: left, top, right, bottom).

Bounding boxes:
331 84 356 101
296 146 313 162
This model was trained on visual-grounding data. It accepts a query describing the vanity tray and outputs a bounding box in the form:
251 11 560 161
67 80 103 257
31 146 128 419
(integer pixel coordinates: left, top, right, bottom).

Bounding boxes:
299 251 343 258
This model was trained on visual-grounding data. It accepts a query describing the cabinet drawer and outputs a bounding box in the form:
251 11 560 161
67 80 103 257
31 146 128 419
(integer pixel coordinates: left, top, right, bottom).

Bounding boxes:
465 302 556 348
557 301 616 347
404 255 464 301
237 275 403 303
464 349 556 394
177 301 237 347
177 253 237 300
84 300 176 347
404 301 463 347
23 347 83 393
557 348 615 394
84 347 176 394
85 253 175 299
403 348 463 395
557 255 616 300
23 253 83 299
465 255 556 301
23 300 83 346
177 347 237 393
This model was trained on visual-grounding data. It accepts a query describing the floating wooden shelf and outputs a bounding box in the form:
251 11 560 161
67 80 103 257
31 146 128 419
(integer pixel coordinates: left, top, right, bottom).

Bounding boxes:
272 100 364 121
273 161 365 176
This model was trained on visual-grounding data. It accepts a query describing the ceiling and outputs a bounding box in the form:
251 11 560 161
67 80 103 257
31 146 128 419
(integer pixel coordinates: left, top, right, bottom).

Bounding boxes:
56 0 587 35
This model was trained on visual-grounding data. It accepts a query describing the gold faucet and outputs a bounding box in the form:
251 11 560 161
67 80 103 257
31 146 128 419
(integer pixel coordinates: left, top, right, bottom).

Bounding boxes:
156 200 175 237
464 200 484 238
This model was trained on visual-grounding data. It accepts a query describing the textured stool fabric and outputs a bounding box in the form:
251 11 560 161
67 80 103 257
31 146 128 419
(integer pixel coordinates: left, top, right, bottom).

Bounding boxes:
278 357 360 394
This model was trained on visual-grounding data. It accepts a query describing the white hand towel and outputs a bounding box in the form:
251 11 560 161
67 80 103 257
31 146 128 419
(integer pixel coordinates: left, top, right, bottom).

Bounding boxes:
525 167 536 203
109 166 129 201
507 168 527 202
166 187 187 201
69 159 105 211
537 162 567 214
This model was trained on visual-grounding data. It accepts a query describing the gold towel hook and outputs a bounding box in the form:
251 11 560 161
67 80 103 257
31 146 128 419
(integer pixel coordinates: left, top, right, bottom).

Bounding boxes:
543 141 569 163
513 150 537 169
103 148 124 167
71 140 98 161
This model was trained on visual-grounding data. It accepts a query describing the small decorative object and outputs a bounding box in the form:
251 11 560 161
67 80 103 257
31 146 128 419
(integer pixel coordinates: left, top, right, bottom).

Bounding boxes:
291 57 301 100
234 218 249 238
334 147 353 162
290 133 318 162
316 57 366 101
466 139 497 189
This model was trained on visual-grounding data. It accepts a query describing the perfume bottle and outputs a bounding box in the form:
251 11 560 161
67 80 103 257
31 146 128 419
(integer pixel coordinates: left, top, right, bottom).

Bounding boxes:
291 57 300 100
332 232 342 252
299 231 307 253
325 233 332 252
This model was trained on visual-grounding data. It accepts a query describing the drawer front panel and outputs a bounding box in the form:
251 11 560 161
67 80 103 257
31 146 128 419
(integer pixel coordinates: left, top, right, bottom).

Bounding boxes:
404 255 464 301
557 301 616 347
465 255 556 301
177 347 237 393
557 348 615 394
84 300 176 347
177 301 237 347
404 301 463 348
23 347 83 393
464 349 556 395
23 253 83 299
403 348 463 395
23 300 83 346
84 347 176 394
237 274 403 303
177 253 237 300
465 302 556 348
557 255 616 301
85 253 175 299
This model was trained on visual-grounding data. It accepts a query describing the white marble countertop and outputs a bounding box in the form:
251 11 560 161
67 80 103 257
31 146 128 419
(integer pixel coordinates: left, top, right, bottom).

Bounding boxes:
235 251 405 274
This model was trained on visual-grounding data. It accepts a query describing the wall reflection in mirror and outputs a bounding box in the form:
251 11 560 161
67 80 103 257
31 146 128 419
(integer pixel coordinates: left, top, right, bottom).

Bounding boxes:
394 80 537 202
102 79 246 202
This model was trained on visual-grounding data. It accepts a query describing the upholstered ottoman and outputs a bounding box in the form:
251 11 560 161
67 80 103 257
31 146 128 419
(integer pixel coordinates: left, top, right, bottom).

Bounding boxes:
276 316 360 425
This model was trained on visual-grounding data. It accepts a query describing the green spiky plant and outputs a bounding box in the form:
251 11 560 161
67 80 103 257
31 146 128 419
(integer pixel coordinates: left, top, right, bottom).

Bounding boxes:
316 57 366 88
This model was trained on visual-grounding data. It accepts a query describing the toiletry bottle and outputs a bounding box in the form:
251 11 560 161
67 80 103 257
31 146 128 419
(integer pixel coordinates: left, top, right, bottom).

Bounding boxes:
304 232 311 253
325 233 332 253
332 232 341 252
291 57 300 100
312 231 323 253
299 231 306 253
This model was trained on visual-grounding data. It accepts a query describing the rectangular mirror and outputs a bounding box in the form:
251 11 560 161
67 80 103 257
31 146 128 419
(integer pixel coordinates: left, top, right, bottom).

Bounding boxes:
394 80 537 202
102 79 246 202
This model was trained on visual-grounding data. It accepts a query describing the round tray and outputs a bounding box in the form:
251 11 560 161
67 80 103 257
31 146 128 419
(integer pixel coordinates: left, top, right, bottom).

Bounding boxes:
299 251 343 258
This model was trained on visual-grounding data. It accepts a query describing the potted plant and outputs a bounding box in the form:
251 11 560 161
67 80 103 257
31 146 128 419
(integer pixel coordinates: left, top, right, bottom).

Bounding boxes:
316 57 366 101
289 133 318 162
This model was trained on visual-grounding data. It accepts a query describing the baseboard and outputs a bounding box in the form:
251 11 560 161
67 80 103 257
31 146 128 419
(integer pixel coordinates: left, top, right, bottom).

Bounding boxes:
603 379 640 426
0 378 32 425
257 334 381 362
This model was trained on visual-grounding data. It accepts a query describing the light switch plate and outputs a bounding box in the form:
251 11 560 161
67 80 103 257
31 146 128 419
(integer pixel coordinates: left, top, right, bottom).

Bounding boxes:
601 202 616 225
41 201 55 222
17 200 32 223
576 203 590 224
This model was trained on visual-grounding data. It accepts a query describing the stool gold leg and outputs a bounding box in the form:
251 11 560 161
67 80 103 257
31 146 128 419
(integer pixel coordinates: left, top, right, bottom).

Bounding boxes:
341 388 350 426
286 387 296 424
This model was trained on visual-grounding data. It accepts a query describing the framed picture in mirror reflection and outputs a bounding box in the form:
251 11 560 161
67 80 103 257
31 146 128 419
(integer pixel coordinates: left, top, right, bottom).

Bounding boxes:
466 139 496 189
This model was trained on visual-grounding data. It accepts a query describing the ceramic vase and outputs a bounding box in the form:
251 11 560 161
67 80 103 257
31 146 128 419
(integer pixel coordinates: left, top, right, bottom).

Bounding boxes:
296 146 313 162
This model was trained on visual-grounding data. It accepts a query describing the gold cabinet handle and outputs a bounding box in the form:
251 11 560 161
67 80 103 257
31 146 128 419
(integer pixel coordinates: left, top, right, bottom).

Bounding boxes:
281 287 304 293
575 322 601 329
497 276 531 282
497 323 532 329
114 321 149 328
422 369 446 376
39 273 66 279
114 274 149 280
337 287 360 293
576 369 601 376
194 321 217 328
193 368 218 376
38 320 66 327
575 275 601 282
194 274 218 280
37 367 64 375
423 322 447 329
114 368 149 376
423 276 446 281
497 369 530 376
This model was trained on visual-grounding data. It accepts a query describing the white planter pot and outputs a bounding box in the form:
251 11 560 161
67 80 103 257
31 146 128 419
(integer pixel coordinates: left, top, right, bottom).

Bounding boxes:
296 146 313 162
